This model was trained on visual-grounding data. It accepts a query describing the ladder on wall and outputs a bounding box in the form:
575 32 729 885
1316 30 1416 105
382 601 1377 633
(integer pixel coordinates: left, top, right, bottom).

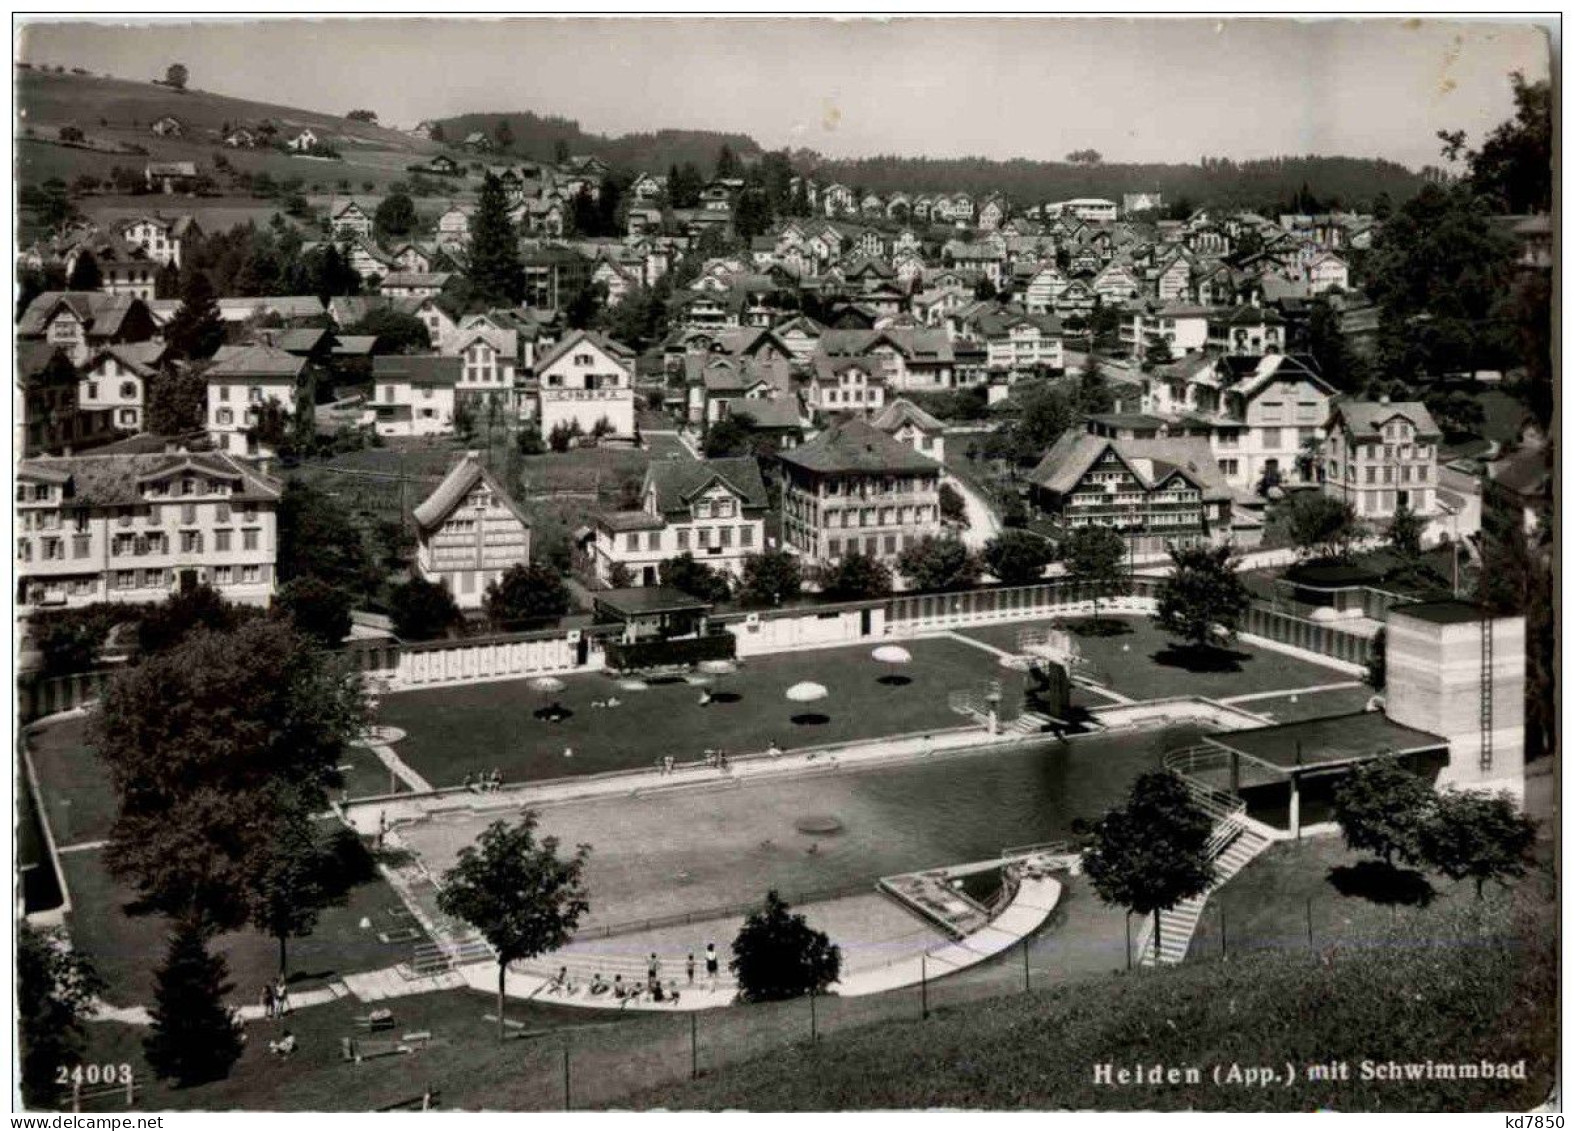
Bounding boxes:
1479 615 1494 771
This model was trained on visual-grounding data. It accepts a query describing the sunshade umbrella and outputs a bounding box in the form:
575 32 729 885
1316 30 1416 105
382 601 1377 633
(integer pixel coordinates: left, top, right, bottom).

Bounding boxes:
530 676 566 694
785 681 829 704
698 659 737 675
871 645 912 664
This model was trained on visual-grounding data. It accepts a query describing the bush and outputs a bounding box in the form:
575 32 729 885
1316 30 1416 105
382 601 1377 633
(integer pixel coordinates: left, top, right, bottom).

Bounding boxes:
483 563 571 631
729 890 841 1003
388 576 461 641
272 576 354 647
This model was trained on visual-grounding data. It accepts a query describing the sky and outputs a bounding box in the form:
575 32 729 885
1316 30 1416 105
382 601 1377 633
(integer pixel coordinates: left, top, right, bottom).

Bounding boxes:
15 17 1553 169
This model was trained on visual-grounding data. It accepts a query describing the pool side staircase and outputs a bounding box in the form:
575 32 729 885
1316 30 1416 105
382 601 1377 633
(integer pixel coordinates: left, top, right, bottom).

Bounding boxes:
1133 745 1275 967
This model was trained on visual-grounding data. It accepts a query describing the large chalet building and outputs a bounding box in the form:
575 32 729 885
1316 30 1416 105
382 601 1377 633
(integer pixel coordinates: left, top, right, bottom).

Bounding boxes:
411 452 532 609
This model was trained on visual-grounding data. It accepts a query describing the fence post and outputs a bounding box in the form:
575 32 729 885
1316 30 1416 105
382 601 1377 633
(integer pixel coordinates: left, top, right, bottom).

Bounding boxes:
810 986 818 1041
1125 912 1132 971
1220 901 1228 959
920 955 929 1020
1022 940 1031 993
690 1011 699 1078
1305 896 1314 952
562 1039 571 1111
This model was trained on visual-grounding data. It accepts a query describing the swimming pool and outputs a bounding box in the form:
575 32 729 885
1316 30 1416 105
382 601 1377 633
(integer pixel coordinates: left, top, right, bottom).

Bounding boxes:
400 722 1204 934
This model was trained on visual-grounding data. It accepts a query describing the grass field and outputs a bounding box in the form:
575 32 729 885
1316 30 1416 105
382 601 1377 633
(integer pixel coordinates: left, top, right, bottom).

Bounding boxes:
631 840 1557 1111
957 616 1354 703
377 635 1004 789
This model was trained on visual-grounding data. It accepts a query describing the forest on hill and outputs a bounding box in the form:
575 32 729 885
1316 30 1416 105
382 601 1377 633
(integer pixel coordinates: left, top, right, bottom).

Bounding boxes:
434 110 762 172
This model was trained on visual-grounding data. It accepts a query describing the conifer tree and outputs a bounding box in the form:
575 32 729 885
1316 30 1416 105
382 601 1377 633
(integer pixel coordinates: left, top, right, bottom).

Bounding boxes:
467 172 524 306
143 922 244 1086
165 270 225 361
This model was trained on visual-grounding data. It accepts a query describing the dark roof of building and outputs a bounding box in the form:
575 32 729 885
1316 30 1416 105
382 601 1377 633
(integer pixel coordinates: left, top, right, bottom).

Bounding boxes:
870 398 945 434
780 416 943 476
1206 711 1447 772
1390 600 1498 626
647 456 769 515
722 397 805 430
1330 399 1442 441
595 510 666 533
18 292 146 338
593 586 713 617
372 355 463 385
205 343 307 380
15 451 281 505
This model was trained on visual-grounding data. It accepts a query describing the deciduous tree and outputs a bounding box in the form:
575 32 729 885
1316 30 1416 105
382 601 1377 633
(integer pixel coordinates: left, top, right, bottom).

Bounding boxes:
660 552 732 604
1151 542 1251 653
740 549 802 607
1332 759 1433 867
483 562 572 630
272 575 354 647
1082 771 1214 959
18 925 104 1108
983 530 1052 586
1286 493 1366 562
897 535 981 592
820 551 892 601
1416 790 1538 899
439 815 590 1041
730 890 841 1003
1062 525 1129 624
389 575 462 641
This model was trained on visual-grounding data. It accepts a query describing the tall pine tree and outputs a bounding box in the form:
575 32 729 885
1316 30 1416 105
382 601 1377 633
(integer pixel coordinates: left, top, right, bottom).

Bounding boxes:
165 270 225 361
467 172 524 306
143 922 244 1087
67 249 102 291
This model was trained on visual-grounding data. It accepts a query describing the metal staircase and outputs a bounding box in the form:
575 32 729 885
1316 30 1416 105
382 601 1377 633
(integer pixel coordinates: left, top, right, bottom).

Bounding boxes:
1479 615 1494 772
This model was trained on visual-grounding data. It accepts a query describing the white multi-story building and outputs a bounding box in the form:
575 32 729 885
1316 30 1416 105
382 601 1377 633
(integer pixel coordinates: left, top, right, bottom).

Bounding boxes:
77 343 167 438
411 452 532 610
532 329 636 440
591 457 769 587
204 343 306 459
15 449 283 614
118 213 200 268
1322 399 1442 519
366 356 460 438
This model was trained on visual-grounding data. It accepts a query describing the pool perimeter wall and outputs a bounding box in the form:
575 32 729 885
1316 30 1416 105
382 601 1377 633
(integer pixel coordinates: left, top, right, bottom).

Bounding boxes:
340 579 1366 695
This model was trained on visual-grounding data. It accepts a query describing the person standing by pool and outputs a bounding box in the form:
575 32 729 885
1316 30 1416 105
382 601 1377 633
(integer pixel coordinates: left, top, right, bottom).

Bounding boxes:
647 952 661 989
704 942 719 990
686 952 696 985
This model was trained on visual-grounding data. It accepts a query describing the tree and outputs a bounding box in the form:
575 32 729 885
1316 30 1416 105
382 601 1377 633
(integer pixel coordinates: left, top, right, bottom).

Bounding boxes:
484 563 572 630
276 480 380 600
493 118 515 152
984 530 1052 586
714 143 740 179
373 190 417 242
59 124 85 144
739 549 802 607
1065 149 1103 166
1082 771 1214 959
1075 355 1115 414
136 583 249 655
729 890 842 1003
1387 499 1425 562
1285 493 1366 562
466 172 523 305
438 815 590 1042
143 922 244 1086
1151 542 1252 653
660 552 732 604
389 576 461 641
272 576 353 646
165 270 225 361
1364 627 1387 692
1332 759 1434 867
18 924 104 1108
1416 790 1538 899
347 307 431 354
703 415 755 458
1466 71 1552 214
1142 337 1174 370
66 249 102 291
1062 525 1129 625
821 552 892 601
898 535 981 592
155 261 182 300
345 108 378 123
95 619 365 933
938 481 968 526
972 275 997 301
164 63 189 91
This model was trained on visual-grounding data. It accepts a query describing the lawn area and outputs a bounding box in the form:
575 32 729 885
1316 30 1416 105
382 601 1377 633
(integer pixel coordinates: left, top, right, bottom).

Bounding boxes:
629 841 1556 1111
73 988 598 1113
25 713 118 848
1230 684 1374 725
957 615 1353 703
377 635 1003 789
60 826 425 1008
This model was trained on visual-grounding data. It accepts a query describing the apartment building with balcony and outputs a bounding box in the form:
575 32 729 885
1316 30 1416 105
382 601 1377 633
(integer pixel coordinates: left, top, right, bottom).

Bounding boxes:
15 449 282 614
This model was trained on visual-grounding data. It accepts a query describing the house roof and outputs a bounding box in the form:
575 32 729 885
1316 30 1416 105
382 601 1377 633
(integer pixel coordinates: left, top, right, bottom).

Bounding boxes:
780 417 943 476
411 453 529 532
83 341 167 376
18 292 146 338
534 329 635 373
205 343 308 380
1028 431 1232 502
1330 399 1441 441
646 456 769 515
721 397 805 430
870 397 945 434
372 355 463 385
216 295 328 321
593 586 713 618
596 509 666 533
333 335 379 356
382 272 454 288
15 451 281 505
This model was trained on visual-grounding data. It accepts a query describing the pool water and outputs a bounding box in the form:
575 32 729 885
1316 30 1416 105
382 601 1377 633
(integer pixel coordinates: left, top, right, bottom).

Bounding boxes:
403 723 1204 934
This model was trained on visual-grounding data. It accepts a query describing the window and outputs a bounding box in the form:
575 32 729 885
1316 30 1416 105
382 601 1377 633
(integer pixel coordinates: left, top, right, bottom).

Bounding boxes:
740 525 754 548
719 527 732 549
213 566 232 586
216 503 231 524
181 532 203 553
1260 427 1281 450
646 531 661 552
87 382 100 399
115 570 136 590
625 533 639 552
248 387 263 404
72 534 90 559
215 530 232 552
120 382 137 398
182 504 197 524
1365 467 1376 484
677 529 690 551
242 565 260 584
217 408 234 426
242 529 259 551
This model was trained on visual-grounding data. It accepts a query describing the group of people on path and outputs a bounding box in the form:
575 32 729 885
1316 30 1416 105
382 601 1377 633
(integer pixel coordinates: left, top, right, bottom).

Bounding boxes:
462 769 505 793
259 977 292 1020
574 942 724 1007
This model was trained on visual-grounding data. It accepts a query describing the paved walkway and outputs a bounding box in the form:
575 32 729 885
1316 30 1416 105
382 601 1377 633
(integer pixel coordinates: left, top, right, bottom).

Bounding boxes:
944 469 1003 553
358 730 431 793
1219 681 1364 705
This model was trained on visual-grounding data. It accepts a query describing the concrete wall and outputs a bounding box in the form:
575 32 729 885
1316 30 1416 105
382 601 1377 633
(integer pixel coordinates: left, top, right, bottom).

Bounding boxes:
722 605 885 656
1386 609 1526 796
